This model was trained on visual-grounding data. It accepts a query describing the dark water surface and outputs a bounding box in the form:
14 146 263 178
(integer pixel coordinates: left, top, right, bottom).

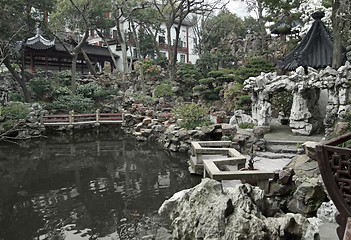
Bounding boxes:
0 127 200 240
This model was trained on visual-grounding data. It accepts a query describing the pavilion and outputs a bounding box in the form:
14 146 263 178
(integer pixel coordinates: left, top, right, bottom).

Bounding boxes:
23 30 117 74
276 11 343 71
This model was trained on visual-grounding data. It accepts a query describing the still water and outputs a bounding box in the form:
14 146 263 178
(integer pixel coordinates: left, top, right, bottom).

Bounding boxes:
0 127 200 240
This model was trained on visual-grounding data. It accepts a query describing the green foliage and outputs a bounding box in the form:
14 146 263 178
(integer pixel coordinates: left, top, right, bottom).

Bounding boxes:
136 58 162 76
176 64 203 99
52 86 72 99
53 70 78 87
172 103 209 129
233 58 275 84
51 94 94 112
77 82 102 98
2 103 30 120
236 95 252 112
199 77 215 85
239 122 255 129
154 81 174 98
153 56 169 69
196 52 216 76
139 28 157 58
272 91 293 117
208 71 224 78
3 120 15 131
193 85 206 92
29 78 53 100
9 93 25 102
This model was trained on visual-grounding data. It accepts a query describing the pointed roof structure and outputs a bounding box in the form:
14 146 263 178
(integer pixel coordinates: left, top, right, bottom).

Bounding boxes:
26 28 55 50
276 11 334 71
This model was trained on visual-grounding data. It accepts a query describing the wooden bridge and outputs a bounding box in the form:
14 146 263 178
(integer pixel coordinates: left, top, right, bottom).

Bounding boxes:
40 110 123 127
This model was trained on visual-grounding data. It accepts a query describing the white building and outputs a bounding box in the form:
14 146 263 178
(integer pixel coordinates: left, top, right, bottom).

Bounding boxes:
88 13 199 71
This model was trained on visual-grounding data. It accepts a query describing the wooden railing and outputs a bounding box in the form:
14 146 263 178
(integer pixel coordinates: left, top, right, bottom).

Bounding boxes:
316 132 351 239
40 110 123 127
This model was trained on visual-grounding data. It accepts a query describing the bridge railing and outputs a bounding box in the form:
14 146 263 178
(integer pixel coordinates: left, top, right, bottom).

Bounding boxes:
40 110 123 126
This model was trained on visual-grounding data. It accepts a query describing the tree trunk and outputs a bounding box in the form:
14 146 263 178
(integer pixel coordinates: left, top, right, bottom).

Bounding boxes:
4 57 31 102
130 17 145 93
71 53 78 94
81 49 97 76
166 25 174 80
96 30 118 69
332 0 343 69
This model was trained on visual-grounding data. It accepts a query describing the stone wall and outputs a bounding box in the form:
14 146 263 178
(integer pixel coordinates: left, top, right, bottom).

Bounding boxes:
244 62 351 135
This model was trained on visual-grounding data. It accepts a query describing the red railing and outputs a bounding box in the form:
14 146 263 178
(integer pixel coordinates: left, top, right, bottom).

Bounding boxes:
41 110 123 126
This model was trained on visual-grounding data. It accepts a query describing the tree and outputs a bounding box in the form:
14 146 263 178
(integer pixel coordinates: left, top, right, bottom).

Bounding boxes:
201 9 246 52
153 0 224 82
50 0 91 93
331 0 351 68
0 0 55 102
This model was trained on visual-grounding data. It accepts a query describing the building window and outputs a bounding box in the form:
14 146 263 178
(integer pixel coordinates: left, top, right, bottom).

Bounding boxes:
180 54 185 63
159 36 165 44
160 52 167 57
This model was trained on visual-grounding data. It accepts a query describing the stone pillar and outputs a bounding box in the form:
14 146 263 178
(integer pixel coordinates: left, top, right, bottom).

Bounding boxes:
104 61 111 74
289 88 319 135
252 90 272 126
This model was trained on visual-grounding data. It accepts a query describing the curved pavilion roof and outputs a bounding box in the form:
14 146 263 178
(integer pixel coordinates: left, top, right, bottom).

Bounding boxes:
276 11 334 71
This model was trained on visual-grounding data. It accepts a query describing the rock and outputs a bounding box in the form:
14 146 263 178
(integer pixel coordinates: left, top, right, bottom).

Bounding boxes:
201 125 215 134
287 179 327 216
317 200 338 223
302 141 318 160
286 154 320 183
253 126 270 138
221 124 237 136
104 61 112 74
334 121 350 136
159 179 320 239
142 117 152 125
229 110 256 126
278 168 294 185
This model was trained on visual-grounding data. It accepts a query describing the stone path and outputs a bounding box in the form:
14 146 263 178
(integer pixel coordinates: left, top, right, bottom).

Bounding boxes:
231 119 339 239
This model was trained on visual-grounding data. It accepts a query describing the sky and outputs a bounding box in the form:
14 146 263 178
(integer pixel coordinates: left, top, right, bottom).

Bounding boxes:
226 1 255 18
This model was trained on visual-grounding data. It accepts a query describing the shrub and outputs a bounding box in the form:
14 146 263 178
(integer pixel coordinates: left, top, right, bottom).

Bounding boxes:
52 86 72 99
51 94 94 112
136 58 162 76
172 103 209 129
193 85 206 92
272 91 293 117
233 58 275 84
153 56 169 69
29 78 53 100
208 71 224 78
3 120 15 131
77 82 102 98
2 102 30 120
236 95 252 113
53 70 79 86
154 81 174 98
9 93 25 102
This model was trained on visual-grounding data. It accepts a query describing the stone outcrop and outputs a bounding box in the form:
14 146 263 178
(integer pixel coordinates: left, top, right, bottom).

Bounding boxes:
0 74 22 105
159 178 320 240
244 62 351 135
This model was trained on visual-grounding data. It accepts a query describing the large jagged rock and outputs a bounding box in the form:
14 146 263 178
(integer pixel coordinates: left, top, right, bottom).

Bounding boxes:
287 178 327 216
159 178 320 240
244 63 351 136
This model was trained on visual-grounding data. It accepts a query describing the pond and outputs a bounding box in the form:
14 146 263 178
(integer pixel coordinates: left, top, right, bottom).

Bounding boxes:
0 127 200 240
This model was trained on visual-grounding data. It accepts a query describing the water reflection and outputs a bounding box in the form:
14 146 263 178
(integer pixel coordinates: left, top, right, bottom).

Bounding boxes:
0 128 200 240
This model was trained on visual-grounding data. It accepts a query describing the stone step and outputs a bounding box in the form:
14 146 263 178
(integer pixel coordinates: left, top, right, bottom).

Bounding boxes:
266 145 304 154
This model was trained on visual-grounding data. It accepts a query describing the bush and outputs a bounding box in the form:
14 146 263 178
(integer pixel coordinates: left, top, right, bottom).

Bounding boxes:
29 78 53 100
3 120 15 131
154 81 174 98
2 102 30 120
51 94 94 112
233 58 275 84
136 58 162 76
77 82 102 98
53 70 79 86
236 95 252 113
172 103 209 129
52 86 72 99
207 71 224 78
153 56 169 69
9 93 25 102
